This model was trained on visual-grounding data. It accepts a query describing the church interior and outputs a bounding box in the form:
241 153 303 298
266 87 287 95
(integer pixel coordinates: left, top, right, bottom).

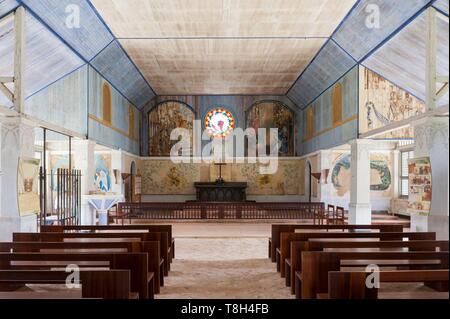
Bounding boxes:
0 0 449 301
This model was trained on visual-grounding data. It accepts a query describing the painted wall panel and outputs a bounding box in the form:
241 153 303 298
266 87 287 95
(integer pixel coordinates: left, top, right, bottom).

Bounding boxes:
333 0 432 61
25 65 88 136
88 66 140 155
287 40 356 109
298 66 358 156
142 95 299 157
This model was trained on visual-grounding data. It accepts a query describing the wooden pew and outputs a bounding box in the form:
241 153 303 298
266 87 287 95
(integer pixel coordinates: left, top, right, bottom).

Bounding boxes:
270 224 403 262
14 231 170 276
0 270 135 299
0 252 153 299
279 231 435 278
288 240 449 294
0 241 162 294
328 270 449 299
41 225 175 262
298 251 449 299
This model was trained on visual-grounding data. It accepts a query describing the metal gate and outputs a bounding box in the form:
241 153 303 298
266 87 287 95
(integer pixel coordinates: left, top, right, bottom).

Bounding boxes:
39 167 81 226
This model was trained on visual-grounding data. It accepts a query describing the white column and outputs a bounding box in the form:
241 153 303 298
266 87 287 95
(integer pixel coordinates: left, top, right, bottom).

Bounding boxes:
411 117 449 239
72 139 96 225
0 117 37 241
111 149 123 195
348 139 372 225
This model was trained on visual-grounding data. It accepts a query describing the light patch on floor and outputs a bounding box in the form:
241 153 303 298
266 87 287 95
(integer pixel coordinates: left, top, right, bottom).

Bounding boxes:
158 238 293 299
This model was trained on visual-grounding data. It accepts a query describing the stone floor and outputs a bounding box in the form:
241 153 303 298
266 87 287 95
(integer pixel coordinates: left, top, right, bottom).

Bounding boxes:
157 238 293 299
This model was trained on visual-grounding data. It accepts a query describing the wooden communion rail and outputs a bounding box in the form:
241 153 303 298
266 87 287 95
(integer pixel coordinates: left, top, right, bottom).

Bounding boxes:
116 202 325 222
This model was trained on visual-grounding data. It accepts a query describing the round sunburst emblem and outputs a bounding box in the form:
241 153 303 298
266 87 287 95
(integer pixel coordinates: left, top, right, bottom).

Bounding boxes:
204 108 236 138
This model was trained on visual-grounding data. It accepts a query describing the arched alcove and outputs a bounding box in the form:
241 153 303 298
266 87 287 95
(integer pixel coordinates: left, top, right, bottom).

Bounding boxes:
148 101 195 156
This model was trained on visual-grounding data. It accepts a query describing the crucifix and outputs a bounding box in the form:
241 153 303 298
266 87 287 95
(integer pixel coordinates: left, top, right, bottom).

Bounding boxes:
214 162 227 184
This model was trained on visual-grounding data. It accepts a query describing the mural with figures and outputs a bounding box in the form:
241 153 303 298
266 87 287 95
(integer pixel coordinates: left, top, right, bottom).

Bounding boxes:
94 154 112 193
141 159 305 196
359 67 426 138
246 101 295 156
148 101 195 156
331 153 392 197
142 161 200 195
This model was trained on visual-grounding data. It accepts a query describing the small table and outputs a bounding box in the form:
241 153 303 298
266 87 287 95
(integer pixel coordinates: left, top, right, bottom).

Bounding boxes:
82 195 124 225
194 182 248 202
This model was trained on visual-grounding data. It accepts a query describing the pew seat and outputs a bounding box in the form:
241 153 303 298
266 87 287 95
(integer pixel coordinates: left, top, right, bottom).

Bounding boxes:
327 270 449 299
0 270 134 299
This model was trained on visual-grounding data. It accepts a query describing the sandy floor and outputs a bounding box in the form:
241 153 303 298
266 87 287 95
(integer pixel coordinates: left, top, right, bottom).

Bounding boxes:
158 238 293 299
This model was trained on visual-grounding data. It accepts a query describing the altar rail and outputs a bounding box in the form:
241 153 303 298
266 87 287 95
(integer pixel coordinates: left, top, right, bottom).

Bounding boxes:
116 202 325 222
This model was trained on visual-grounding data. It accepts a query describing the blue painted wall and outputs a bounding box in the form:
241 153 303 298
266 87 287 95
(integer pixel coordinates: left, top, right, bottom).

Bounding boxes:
298 66 359 156
88 66 140 155
25 65 88 136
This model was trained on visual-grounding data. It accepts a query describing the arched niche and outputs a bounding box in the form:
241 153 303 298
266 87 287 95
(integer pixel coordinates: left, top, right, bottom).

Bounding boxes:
246 100 295 156
148 101 195 156
102 83 112 125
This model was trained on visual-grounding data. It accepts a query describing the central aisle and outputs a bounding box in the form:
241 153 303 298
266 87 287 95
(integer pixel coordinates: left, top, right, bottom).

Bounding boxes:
156 223 294 299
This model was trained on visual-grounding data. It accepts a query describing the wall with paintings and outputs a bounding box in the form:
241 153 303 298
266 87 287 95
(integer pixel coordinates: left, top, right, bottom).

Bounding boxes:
408 157 432 216
321 151 395 211
148 101 195 156
298 66 358 156
142 95 299 157
359 67 426 139
141 158 307 201
24 65 88 137
88 67 140 155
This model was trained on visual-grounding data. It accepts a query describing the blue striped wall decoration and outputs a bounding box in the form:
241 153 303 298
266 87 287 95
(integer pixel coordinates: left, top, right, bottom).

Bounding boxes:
287 40 356 109
332 0 433 62
20 0 113 61
297 66 358 156
362 10 449 106
433 0 449 15
90 40 156 109
0 0 18 18
0 12 84 106
24 65 89 136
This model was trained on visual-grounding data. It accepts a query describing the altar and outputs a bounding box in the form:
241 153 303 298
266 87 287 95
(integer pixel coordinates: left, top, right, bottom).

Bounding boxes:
194 182 248 202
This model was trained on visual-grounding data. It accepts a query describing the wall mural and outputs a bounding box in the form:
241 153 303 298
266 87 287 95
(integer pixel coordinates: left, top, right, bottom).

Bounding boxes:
246 101 295 156
148 101 195 156
17 158 41 216
142 160 200 195
359 67 426 138
331 153 392 197
408 157 432 215
94 153 112 193
141 159 305 196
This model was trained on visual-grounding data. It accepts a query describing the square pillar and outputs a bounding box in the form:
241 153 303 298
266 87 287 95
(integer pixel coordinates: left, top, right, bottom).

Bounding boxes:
411 117 449 239
0 117 37 241
72 139 96 225
348 139 372 225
